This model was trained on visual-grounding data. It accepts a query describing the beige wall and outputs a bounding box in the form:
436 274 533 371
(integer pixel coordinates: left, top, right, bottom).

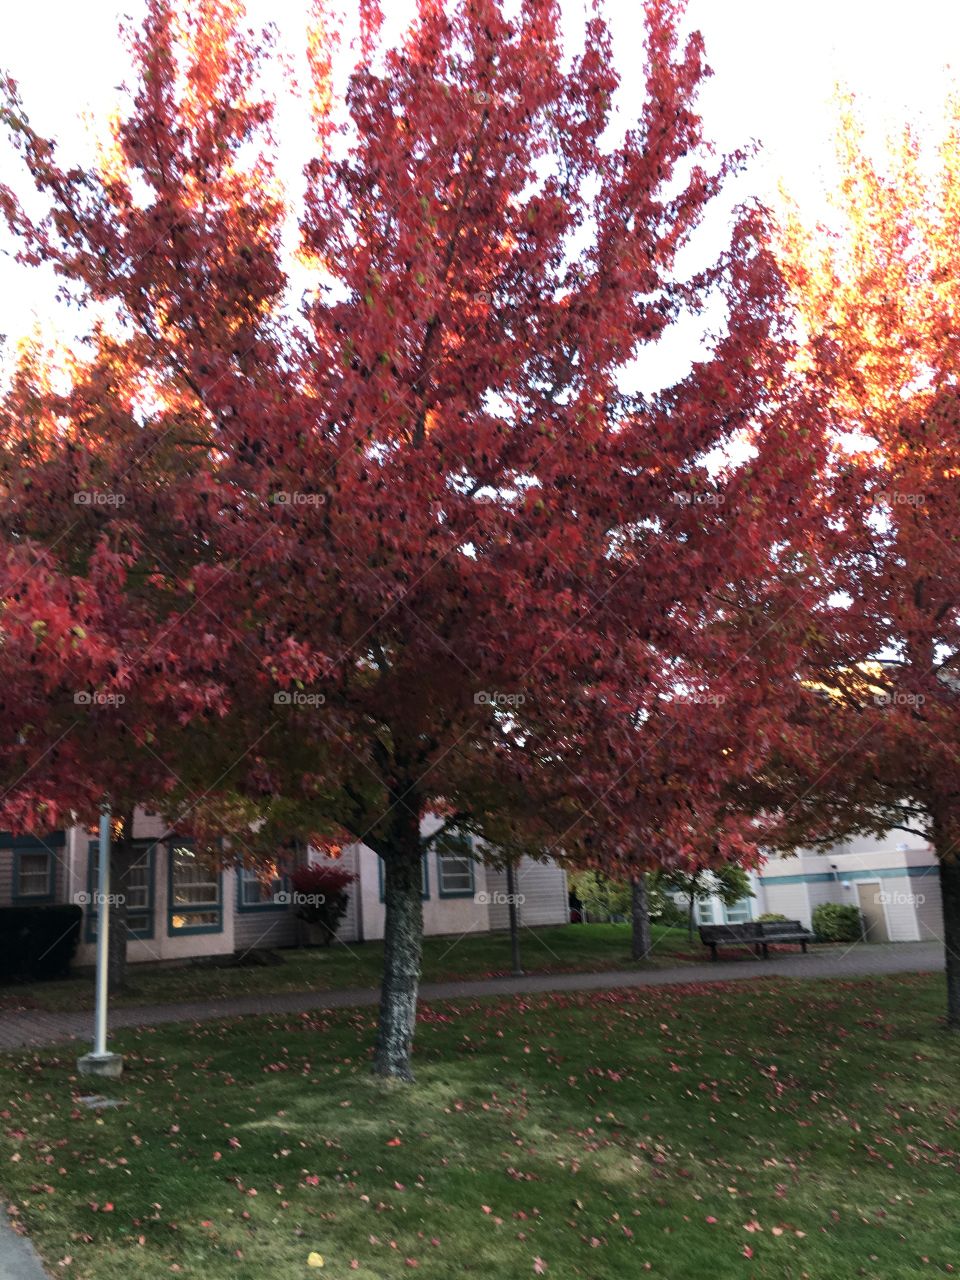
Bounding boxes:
759 879 812 925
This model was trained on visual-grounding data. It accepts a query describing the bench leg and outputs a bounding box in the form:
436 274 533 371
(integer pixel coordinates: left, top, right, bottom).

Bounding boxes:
801 941 807 953
711 944 717 961
763 943 769 959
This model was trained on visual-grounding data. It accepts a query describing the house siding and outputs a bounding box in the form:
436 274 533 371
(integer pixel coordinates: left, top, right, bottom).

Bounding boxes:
0 833 69 908
485 856 568 930
355 842 495 941
914 871 945 943
758 878 812 926
233 899 300 951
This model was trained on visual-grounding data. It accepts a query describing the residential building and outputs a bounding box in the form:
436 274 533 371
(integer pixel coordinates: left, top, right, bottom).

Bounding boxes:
0 811 569 968
755 831 942 943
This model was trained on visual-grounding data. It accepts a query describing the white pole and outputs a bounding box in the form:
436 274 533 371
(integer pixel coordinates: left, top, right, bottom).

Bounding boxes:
78 807 123 1077
93 809 110 1057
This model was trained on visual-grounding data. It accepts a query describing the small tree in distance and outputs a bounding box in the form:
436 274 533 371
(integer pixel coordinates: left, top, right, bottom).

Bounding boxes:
290 863 357 945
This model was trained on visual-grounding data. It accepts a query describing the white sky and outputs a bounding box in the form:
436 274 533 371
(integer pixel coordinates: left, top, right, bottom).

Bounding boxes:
0 0 958 378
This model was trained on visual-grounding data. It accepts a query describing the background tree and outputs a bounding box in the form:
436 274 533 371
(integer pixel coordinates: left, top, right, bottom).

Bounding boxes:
568 870 632 922
754 92 960 1027
651 861 754 941
0 0 822 1079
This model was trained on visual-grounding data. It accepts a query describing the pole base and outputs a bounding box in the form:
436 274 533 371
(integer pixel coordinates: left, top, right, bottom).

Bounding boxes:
77 1052 124 1080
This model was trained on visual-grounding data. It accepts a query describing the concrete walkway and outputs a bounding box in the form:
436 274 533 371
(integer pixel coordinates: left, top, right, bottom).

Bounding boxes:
0 941 943 1053
0 1217 49 1280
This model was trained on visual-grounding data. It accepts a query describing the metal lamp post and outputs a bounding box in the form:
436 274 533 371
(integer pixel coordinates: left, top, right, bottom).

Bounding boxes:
77 809 124 1079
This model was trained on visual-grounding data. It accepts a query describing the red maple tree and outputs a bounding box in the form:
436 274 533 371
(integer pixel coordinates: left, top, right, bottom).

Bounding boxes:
749 94 960 1026
0 0 819 1077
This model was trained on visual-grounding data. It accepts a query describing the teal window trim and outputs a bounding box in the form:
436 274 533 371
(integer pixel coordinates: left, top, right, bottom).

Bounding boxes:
1 830 65 849
85 840 156 942
236 867 290 913
11 846 56 903
760 865 939 887
436 834 477 899
377 854 429 903
167 842 223 936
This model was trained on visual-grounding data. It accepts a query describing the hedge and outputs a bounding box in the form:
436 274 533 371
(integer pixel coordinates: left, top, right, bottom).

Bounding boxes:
811 902 862 943
0 904 82 981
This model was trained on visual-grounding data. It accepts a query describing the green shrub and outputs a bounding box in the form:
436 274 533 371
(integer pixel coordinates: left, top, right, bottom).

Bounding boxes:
812 902 862 942
0 905 82 980
758 912 789 923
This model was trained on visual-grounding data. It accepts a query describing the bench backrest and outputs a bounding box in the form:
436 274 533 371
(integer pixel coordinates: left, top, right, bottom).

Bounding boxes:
699 922 763 943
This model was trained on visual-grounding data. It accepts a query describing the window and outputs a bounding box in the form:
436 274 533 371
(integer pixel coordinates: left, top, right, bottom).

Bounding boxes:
14 849 54 901
724 897 753 925
237 866 287 911
436 835 475 898
377 855 429 902
86 841 155 940
695 898 716 925
168 844 222 934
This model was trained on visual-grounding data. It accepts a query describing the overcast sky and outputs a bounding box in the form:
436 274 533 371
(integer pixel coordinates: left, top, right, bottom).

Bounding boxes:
1 0 957 382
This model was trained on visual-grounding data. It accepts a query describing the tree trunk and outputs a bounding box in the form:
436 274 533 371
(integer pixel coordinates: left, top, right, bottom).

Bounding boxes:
107 813 135 994
372 823 424 1081
505 860 523 976
939 856 960 1028
687 889 696 943
931 797 960 1028
631 875 652 960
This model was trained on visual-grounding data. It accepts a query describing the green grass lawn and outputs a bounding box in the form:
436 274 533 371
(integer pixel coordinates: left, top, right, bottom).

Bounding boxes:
0 923 703 1013
1 970 957 1279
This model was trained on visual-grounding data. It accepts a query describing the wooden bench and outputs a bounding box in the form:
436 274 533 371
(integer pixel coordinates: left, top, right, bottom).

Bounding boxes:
698 922 764 960
757 919 816 956
699 919 816 960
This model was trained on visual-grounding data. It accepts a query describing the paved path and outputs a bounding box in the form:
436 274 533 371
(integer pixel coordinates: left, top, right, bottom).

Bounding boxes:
0 1217 49 1280
0 941 943 1053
